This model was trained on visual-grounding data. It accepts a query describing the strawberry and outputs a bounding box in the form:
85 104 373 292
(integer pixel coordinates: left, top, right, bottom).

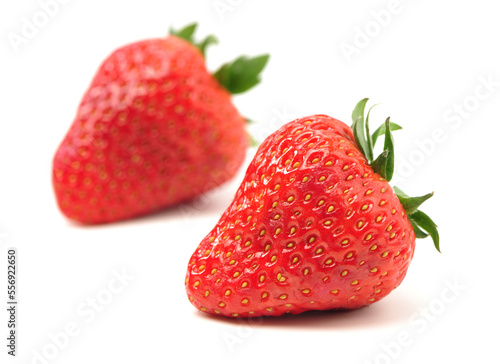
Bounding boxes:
185 99 439 317
53 24 269 224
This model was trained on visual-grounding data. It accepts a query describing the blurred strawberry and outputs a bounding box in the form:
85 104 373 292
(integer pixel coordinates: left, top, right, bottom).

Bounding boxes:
53 23 269 224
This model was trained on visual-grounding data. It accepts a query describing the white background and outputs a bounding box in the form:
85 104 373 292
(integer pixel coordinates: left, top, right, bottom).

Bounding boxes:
1 0 499 363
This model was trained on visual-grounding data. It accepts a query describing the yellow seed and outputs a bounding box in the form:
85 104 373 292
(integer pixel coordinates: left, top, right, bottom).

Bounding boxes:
341 270 348 276
265 244 271 251
376 216 383 222
368 298 375 302
302 176 309 183
324 220 332 226
274 184 281 191
325 161 333 166
284 159 291 166
260 229 266 237
225 290 231 296
233 272 240 278
374 289 381 294
318 176 326 182
235 235 241 241
242 282 248 288
346 252 353 258
311 158 319 164
327 206 334 212
346 175 353 180
260 275 265 283
204 250 211 256
293 162 300 168
380 200 386 206
262 292 268 298
317 200 325 206
219 302 226 307
386 225 393 231
390 232 396 239
242 298 249 304
343 165 349 171
292 257 299 264
272 202 278 208
331 289 338 294
361 204 369 211
211 268 217 274
275 228 282 235
366 190 373 195
287 242 294 248
381 187 386 193
365 234 372 240
316 248 323 254
200 307 207 311
309 236 316 243
194 281 200 287
247 215 252 221
279 294 287 299
351 280 359 285
209 236 215 243
370 244 378 251
287 196 295 202
271 255 277 262
325 259 333 265
205 290 210 297
266 308 273 312
370 268 378 273
381 251 389 258
305 194 311 201
245 241 252 247
198 265 205 271
290 227 297 234
392 208 396 214
226 252 232 258
229 259 236 265
304 268 310 275
357 221 363 228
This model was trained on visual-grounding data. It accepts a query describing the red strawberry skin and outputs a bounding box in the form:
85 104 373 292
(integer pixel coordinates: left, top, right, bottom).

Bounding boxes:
185 115 416 317
53 36 247 224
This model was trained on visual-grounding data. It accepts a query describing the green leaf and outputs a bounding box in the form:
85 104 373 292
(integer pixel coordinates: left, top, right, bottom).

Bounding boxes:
394 186 434 215
198 35 218 58
170 23 218 58
351 98 369 126
364 104 379 162
371 121 402 147
248 133 259 147
409 210 440 252
410 220 429 239
371 118 394 181
170 23 197 43
351 98 371 161
214 54 270 94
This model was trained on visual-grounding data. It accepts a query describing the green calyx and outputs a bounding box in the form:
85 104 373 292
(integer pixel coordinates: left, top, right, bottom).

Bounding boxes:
351 98 440 253
169 23 217 58
170 23 270 95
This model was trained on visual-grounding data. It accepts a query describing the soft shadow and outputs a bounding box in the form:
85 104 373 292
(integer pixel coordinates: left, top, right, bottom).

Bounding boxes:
195 293 419 331
61 179 238 229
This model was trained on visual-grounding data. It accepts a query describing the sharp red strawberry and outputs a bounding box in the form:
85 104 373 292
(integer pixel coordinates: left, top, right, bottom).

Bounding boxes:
185 99 439 317
53 23 269 224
